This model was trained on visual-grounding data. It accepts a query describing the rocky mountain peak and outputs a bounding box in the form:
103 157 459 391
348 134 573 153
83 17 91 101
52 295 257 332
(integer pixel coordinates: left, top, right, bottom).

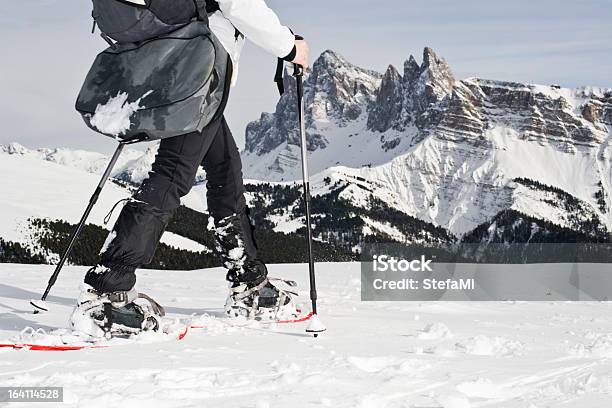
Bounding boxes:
314 49 350 70
419 47 455 103
383 64 401 81
421 47 437 66
244 49 382 159
309 49 381 85
421 47 450 72
367 47 456 133
308 50 381 123
403 55 420 83
244 47 460 177
367 65 403 133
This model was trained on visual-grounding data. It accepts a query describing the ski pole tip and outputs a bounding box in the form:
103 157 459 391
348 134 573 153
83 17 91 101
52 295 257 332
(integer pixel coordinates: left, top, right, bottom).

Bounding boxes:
305 314 326 337
30 299 49 314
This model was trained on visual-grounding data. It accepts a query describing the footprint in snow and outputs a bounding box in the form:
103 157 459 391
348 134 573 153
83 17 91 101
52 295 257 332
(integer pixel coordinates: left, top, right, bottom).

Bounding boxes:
417 323 453 340
455 335 524 357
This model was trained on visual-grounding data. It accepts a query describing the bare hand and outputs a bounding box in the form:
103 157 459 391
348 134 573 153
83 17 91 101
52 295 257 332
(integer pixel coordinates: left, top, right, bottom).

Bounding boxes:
292 39 310 69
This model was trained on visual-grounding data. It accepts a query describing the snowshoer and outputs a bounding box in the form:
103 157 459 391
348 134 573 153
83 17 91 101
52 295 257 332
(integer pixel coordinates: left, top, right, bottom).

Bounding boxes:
71 0 310 337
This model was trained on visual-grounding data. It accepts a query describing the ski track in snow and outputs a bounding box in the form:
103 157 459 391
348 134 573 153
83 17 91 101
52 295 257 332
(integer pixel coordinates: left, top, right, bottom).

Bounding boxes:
2 263 612 407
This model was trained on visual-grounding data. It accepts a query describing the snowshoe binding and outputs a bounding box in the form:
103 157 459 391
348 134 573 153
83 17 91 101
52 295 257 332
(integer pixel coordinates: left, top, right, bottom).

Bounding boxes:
225 277 299 321
70 283 164 339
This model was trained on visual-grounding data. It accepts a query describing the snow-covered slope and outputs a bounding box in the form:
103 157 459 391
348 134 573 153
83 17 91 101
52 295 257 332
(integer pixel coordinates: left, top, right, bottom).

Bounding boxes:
0 148 207 254
242 48 612 237
313 122 609 236
2 263 612 407
1 142 206 187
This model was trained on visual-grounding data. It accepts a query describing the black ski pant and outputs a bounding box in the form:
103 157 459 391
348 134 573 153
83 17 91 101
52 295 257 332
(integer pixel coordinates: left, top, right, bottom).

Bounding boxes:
85 117 263 293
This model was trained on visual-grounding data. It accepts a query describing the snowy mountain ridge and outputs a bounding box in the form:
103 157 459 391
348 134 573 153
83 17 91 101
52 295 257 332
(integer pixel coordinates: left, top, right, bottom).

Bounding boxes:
242 48 611 183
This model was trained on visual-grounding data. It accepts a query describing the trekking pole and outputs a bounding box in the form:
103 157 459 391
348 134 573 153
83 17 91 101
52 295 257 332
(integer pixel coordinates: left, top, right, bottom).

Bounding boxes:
31 142 127 313
293 63 327 337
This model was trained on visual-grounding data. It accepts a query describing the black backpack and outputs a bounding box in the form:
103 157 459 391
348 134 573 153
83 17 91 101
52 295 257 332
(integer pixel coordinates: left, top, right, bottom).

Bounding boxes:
76 0 229 142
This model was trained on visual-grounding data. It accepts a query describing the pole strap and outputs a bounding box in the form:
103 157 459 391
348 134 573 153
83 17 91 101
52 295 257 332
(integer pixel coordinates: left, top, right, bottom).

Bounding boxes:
274 34 304 96
275 59 285 95
193 0 210 20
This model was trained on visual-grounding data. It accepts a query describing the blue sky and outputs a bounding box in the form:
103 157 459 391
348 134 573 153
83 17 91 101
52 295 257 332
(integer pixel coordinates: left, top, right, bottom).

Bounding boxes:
1 0 611 154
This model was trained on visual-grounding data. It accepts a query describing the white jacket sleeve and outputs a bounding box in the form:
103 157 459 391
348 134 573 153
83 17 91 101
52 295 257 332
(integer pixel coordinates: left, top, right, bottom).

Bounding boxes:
216 0 295 59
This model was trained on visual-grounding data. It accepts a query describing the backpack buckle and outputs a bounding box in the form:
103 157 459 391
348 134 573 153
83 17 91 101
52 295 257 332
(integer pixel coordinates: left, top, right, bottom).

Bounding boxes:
100 32 118 50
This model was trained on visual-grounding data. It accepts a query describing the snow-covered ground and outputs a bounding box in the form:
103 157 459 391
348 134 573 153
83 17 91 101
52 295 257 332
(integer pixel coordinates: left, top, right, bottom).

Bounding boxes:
2 262 612 407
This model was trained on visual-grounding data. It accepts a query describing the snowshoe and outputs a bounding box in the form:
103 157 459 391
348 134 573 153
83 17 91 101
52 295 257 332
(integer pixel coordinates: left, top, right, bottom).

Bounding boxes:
225 278 299 321
70 283 164 339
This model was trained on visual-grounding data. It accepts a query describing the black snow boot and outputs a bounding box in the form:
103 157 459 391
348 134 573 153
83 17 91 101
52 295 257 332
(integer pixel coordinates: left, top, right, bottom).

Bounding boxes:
214 211 298 320
214 210 268 285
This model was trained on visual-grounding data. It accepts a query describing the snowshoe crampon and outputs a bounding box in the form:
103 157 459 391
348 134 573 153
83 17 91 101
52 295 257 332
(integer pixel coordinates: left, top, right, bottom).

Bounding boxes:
224 278 299 321
70 285 165 339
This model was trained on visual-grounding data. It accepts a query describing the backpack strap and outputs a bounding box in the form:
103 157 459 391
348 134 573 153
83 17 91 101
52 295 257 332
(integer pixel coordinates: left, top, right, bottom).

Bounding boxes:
194 0 220 20
193 0 208 20
205 0 220 14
